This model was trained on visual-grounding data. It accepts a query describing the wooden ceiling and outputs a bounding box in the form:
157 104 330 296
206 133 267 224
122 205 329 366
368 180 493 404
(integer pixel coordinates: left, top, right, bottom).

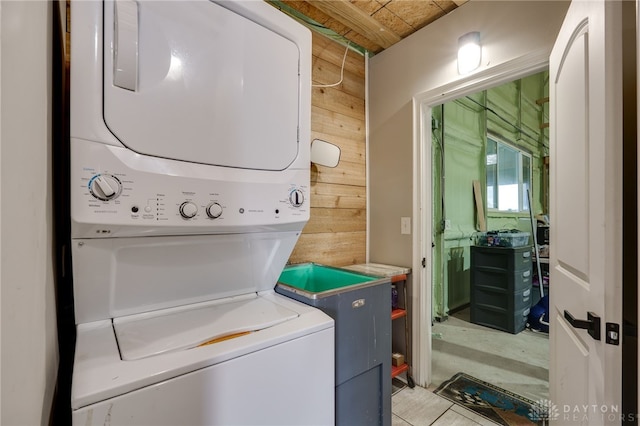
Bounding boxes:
268 0 468 55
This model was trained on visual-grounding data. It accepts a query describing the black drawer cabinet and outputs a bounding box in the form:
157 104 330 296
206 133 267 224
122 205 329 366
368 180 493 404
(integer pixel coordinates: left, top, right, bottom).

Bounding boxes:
472 267 532 292
471 245 532 272
470 246 533 334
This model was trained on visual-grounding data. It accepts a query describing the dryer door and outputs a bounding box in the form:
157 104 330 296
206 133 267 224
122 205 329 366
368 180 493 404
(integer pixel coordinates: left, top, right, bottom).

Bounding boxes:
103 0 300 171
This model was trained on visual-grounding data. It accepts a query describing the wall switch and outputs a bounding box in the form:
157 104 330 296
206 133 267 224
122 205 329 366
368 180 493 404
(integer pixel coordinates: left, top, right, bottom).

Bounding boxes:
401 217 411 235
444 219 451 230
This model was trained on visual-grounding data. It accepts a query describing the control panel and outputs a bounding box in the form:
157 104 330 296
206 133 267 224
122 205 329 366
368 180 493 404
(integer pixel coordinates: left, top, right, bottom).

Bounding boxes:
71 142 309 238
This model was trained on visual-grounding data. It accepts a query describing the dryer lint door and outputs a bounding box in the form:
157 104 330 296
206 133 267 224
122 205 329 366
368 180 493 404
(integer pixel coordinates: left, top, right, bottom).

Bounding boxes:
102 0 300 171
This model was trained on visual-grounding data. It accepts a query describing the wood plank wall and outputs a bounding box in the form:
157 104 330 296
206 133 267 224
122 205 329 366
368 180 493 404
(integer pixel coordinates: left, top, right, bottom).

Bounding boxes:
287 34 368 267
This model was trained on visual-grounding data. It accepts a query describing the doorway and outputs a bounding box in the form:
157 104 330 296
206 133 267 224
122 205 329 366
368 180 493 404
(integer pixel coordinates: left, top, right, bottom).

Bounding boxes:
410 50 552 391
427 71 550 402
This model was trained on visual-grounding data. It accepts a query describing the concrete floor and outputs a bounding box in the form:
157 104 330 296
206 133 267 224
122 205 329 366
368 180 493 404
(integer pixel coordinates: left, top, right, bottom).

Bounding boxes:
430 307 549 402
391 308 548 425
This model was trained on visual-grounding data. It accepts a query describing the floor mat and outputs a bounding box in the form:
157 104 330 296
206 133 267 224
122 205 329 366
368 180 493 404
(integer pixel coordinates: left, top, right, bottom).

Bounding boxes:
433 372 543 425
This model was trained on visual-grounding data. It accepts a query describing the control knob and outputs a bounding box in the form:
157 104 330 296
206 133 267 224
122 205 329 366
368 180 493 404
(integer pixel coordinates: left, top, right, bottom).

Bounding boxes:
289 189 304 207
206 202 223 219
89 174 122 201
179 201 198 219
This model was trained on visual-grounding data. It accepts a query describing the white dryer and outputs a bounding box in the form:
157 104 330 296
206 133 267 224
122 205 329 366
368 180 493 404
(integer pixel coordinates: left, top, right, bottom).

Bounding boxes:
69 1 334 424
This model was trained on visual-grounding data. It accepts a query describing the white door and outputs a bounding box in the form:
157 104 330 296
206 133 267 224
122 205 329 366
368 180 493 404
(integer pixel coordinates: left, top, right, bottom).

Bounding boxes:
103 0 301 170
549 0 623 423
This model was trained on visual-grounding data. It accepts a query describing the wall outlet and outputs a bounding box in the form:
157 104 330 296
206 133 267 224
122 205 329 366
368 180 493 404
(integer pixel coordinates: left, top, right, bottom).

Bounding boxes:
401 217 411 235
444 219 451 230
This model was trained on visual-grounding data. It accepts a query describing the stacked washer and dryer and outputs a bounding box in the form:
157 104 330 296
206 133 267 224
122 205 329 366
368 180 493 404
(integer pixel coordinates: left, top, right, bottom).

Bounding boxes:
69 1 334 424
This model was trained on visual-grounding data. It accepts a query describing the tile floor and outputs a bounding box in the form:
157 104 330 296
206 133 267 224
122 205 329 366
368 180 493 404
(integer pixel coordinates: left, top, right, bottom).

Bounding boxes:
392 385 497 426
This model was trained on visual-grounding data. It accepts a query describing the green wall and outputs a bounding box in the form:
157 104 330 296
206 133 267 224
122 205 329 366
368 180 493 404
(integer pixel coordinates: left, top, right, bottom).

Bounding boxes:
431 71 549 319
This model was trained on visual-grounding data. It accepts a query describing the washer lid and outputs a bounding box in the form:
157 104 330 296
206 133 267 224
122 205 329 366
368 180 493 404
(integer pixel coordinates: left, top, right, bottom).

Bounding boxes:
113 294 299 361
103 0 301 170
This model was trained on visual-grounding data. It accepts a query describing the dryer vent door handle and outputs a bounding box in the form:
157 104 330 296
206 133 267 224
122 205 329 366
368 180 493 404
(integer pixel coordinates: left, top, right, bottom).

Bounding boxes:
113 0 138 91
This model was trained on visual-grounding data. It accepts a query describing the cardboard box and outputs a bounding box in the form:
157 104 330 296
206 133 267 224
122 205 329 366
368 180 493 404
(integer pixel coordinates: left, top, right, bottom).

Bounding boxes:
392 353 404 367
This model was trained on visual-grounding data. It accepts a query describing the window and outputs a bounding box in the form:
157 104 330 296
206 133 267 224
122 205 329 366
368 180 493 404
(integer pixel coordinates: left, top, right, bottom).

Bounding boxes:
486 137 532 212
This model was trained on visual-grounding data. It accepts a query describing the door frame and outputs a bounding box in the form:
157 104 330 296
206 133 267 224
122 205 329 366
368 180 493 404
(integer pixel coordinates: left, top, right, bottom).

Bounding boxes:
411 49 551 386
637 0 640 416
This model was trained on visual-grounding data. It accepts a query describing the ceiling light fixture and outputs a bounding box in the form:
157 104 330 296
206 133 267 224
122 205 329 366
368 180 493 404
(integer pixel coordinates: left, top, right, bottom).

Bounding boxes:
457 31 481 75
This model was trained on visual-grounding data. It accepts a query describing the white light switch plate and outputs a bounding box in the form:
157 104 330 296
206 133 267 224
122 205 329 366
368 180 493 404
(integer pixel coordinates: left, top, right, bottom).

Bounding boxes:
401 217 411 235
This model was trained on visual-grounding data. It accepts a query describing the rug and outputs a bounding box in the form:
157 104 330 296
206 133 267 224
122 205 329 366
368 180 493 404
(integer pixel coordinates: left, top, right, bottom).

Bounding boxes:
433 372 542 425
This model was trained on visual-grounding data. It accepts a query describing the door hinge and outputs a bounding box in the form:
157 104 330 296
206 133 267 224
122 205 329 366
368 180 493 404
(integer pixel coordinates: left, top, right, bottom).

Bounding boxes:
421 258 426 268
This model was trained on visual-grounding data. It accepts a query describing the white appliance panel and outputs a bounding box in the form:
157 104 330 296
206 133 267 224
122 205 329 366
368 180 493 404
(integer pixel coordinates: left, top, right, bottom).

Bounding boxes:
103 0 301 171
114 294 299 360
71 139 309 238
73 327 334 426
72 232 299 323
71 293 333 411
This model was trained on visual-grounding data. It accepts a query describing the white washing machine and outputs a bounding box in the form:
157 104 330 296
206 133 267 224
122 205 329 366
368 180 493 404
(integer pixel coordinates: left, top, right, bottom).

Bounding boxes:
69 1 334 424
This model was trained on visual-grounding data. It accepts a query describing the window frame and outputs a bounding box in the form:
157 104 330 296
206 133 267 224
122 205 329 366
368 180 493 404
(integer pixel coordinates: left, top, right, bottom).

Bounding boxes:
485 135 533 213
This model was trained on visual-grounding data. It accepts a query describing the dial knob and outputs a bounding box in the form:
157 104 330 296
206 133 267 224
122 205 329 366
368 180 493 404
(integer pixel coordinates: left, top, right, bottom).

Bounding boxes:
289 189 304 207
89 174 122 201
206 202 223 219
179 201 198 219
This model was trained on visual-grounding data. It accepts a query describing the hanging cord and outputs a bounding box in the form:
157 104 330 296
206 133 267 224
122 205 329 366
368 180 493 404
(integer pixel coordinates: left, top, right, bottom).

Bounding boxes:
432 105 446 234
312 41 350 88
